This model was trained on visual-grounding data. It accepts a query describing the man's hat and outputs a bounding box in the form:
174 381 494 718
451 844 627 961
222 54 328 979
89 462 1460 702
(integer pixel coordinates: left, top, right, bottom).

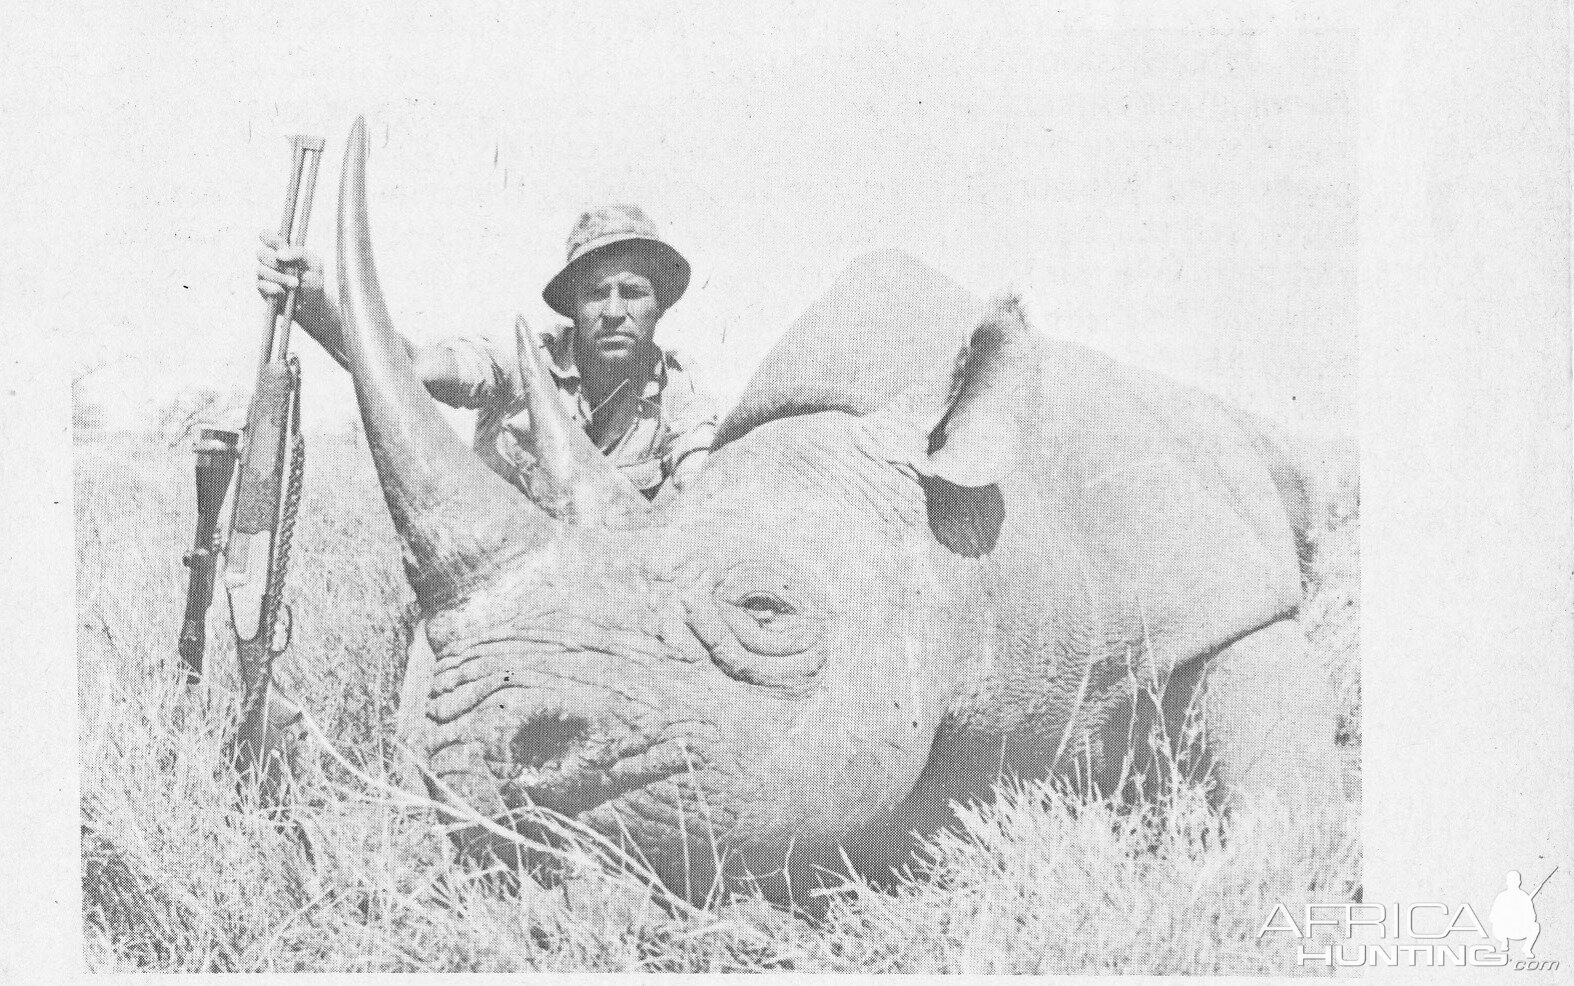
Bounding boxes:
542 204 691 317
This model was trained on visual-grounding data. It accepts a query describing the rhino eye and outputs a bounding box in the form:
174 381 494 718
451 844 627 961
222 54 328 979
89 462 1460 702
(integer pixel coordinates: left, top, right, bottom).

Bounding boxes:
702 563 827 675
738 591 794 625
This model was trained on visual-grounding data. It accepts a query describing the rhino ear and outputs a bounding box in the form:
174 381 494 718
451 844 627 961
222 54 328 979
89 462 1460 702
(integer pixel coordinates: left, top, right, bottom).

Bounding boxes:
894 296 1038 488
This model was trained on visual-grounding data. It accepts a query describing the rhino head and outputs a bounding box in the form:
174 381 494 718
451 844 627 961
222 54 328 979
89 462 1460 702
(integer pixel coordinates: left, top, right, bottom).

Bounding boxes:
334 120 1040 902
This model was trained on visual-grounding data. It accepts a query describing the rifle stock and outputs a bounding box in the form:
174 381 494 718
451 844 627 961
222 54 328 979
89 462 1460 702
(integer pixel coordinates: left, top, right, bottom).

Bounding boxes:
225 358 301 788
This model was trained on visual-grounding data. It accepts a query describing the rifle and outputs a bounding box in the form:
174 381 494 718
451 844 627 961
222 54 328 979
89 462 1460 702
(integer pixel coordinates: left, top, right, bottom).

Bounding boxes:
219 134 325 793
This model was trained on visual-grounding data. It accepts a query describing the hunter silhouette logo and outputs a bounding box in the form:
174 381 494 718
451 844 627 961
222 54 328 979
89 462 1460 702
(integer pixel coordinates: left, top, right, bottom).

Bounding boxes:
1490 869 1553 960
1258 867 1560 970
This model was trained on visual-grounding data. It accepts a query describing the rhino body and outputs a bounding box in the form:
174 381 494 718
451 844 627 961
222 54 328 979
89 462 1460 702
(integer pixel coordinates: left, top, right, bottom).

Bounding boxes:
332 120 1337 906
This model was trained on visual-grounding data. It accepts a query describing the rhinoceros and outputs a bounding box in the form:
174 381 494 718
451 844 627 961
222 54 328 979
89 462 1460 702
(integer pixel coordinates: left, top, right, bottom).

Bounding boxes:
329 119 1338 906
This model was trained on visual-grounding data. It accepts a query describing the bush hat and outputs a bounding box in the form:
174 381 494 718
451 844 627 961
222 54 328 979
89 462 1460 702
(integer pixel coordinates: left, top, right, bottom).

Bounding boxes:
542 204 691 317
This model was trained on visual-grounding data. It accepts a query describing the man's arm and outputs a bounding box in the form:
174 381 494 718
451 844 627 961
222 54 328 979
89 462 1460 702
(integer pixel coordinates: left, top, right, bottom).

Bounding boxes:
257 231 480 402
257 232 356 368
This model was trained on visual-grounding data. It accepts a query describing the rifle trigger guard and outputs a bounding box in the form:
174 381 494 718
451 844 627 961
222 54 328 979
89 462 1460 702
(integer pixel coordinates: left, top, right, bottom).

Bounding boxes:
271 603 294 655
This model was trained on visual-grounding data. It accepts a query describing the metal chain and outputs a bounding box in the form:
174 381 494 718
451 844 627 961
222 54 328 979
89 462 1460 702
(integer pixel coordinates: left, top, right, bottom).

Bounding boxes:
268 358 306 655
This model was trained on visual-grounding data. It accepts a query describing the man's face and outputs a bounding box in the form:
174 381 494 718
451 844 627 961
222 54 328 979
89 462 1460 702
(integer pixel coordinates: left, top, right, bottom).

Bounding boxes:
573 253 662 367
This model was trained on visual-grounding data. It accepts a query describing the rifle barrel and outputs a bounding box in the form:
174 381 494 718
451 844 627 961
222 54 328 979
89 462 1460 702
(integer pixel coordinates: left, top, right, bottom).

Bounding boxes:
254 139 308 379
275 138 325 358
254 135 326 377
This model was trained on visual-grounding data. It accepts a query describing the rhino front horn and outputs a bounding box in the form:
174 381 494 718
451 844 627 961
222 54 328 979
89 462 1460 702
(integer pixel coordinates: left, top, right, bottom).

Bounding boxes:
335 115 561 609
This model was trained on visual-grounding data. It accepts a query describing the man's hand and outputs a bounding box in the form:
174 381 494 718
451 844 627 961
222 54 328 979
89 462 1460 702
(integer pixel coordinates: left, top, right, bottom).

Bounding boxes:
255 230 346 365
670 449 708 491
257 231 327 300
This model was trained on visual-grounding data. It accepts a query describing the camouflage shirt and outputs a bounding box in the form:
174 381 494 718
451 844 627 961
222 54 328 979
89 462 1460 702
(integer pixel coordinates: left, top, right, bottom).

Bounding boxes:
429 322 718 496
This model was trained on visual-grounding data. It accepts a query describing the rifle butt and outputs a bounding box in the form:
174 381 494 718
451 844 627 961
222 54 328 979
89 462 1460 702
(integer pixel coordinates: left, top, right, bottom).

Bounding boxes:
228 632 302 802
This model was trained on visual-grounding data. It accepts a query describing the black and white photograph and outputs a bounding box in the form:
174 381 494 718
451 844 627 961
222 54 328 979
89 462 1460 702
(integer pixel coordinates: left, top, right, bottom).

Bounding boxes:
1 0 1567 978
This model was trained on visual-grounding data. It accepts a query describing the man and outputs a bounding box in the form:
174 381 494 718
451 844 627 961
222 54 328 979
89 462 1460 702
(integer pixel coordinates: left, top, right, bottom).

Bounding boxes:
257 204 717 497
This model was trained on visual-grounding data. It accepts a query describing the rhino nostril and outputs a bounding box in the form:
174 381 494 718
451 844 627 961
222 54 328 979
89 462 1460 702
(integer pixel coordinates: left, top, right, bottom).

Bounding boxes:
510 712 591 770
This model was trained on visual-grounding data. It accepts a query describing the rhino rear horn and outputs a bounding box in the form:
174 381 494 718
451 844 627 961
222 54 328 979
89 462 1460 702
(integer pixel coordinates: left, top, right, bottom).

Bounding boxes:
506 317 655 528
336 116 561 609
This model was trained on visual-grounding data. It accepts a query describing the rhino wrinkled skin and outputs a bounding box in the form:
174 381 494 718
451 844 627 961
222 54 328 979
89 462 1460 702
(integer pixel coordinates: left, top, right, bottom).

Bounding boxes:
332 118 1338 906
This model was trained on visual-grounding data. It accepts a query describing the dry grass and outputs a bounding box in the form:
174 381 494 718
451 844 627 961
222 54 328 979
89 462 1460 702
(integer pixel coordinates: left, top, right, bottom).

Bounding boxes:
77 428 1360 973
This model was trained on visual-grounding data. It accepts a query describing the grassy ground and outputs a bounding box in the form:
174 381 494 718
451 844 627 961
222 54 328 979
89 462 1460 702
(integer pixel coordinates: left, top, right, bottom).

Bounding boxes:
77 428 1360 973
